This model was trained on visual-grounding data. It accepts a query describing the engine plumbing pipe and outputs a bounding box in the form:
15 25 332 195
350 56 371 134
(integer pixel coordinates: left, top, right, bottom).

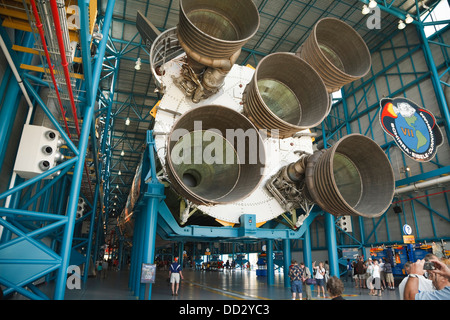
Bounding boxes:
49 0 80 137
30 0 71 138
48 0 93 197
395 175 450 196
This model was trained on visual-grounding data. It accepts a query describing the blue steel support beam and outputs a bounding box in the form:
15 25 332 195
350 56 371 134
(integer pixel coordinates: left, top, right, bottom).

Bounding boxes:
82 181 100 283
320 109 340 278
325 213 339 277
0 30 34 172
129 205 143 295
100 58 120 232
416 24 450 142
283 239 291 288
357 1 450 141
92 52 120 265
156 200 321 241
138 132 164 300
302 225 312 273
78 0 93 104
266 239 274 286
53 0 116 300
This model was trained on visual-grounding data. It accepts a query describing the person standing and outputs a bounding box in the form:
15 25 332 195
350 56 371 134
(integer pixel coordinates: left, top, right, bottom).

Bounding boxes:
355 256 366 288
398 261 433 300
169 257 184 296
404 258 450 300
327 276 346 300
102 260 108 279
346 259 353 282
378 258 386 290
366 258 374 294
300 262 312 300
313 261 326 298
371 260 382 296
383 257 395 290
288 260 303 300
97 260 103 279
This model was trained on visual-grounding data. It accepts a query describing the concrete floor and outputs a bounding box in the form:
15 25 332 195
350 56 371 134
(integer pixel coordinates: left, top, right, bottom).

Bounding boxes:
34 267 402 301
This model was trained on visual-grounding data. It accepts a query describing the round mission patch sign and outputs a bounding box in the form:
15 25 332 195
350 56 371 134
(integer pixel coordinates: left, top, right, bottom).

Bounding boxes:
379 97 443 162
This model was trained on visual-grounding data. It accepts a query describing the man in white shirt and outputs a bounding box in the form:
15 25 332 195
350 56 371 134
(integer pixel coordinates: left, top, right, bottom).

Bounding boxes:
404 258 450 300
398 261 433 300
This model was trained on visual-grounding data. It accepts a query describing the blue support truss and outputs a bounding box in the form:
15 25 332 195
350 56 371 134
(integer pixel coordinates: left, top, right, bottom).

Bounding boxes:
124 131 324 299
321 2 450 277
0 0 116 300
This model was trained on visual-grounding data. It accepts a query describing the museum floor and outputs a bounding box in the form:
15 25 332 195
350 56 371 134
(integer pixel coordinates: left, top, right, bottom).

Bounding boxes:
26 267 402 301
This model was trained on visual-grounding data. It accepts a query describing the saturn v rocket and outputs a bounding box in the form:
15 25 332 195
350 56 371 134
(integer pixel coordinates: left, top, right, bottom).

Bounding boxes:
131 0 395 230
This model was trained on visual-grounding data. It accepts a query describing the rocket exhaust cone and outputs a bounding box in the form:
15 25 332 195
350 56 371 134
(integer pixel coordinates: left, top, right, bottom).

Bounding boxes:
177 0 260 62
297 17 371 93
166 105 266 205
305 134 394 218
243 52 330 139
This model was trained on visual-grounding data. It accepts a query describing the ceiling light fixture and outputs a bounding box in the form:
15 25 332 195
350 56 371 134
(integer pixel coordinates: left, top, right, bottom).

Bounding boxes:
125 117 130 125
362 4 370 15
135 57 141 70
398 20 406 29
405 14 413 24
121 150 125 156
368 0 377 9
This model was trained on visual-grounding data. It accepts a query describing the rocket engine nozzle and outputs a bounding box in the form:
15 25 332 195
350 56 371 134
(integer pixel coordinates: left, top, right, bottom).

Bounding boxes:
297 17 372 93
166 105 266 205
243 52 330 139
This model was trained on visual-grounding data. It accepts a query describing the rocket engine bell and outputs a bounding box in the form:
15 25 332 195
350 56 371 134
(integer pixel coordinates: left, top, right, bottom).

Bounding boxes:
175 0 260 103
134 4 396 228
166 105 266 205
266 134 395 218
242 52 330 139
305 134 394 218
296 18 372 93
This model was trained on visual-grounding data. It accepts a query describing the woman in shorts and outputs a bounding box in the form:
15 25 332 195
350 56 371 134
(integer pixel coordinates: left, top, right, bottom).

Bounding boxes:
313 261 326 298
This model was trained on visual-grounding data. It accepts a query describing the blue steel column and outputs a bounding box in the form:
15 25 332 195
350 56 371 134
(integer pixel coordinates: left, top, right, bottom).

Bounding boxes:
359 1 450 141
416 23 450 142
283 239 291 288
325 213 339 277
0 31 34 171
302 225 312 271
83 182 100 283
178 242 184 267
130 206 143 295
53 0 116 299
138 131 165 300
303 223 313 297
266 239 274 286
